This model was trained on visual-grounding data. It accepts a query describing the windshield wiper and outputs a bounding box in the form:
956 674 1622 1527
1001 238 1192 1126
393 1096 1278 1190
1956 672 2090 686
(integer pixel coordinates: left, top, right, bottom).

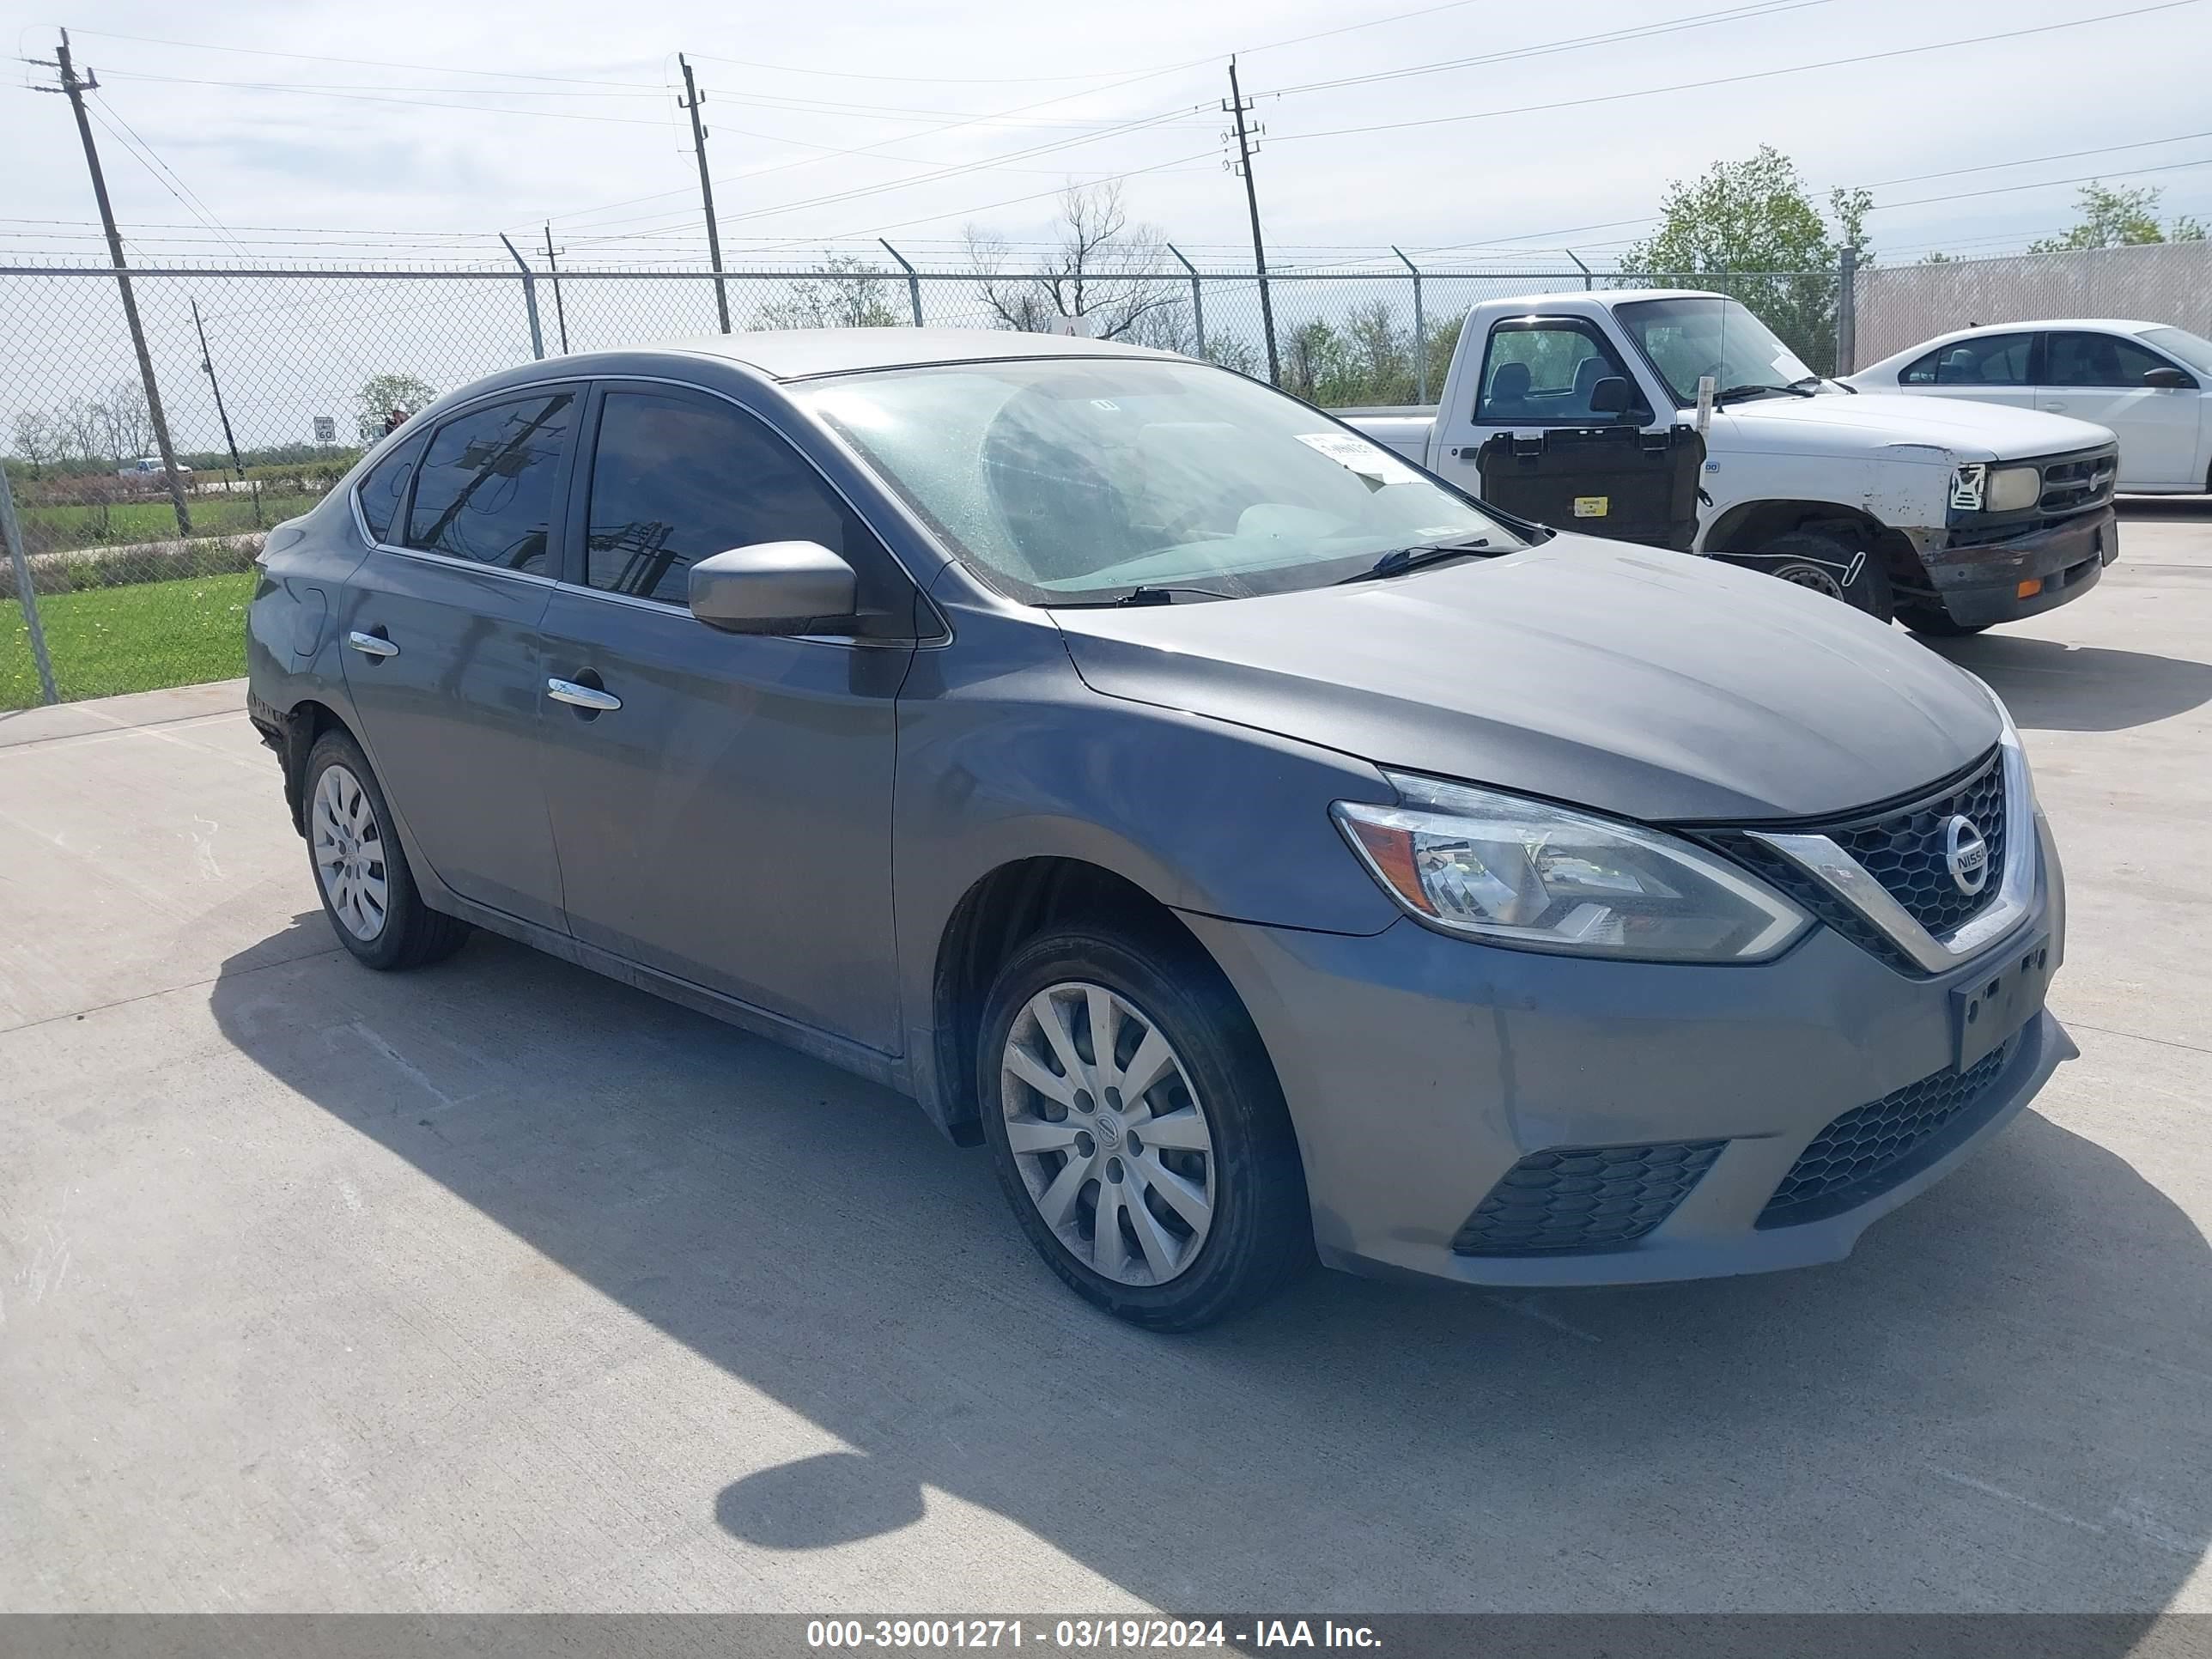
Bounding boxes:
1335 538 1492 584
1048 583 1239 608
1713 382 1817 404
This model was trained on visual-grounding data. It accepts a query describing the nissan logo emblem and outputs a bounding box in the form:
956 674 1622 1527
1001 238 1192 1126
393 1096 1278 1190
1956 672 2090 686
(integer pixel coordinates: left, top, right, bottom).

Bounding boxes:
1944 816 1990 896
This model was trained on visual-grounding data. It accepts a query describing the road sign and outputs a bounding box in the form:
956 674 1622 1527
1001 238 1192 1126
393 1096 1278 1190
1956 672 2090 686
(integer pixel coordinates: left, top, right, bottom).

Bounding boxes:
313 415 337 444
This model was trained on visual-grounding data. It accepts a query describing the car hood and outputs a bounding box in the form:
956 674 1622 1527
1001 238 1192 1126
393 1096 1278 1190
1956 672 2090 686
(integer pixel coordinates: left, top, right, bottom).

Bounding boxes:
1720 390 2113 460
1051 537 2001 824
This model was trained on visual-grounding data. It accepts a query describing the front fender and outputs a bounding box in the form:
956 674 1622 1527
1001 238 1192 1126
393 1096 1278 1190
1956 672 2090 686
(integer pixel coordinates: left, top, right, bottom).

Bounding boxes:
890 599 1400 1120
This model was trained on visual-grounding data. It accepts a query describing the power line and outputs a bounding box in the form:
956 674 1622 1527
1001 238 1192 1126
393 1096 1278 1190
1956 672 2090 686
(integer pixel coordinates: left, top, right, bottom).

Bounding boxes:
1270 0 2203 142
1268 1 1829 97
64 28 660 89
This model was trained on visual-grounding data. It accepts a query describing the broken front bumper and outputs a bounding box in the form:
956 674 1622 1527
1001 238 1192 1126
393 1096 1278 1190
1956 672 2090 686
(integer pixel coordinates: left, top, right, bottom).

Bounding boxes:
1905 505 2118 628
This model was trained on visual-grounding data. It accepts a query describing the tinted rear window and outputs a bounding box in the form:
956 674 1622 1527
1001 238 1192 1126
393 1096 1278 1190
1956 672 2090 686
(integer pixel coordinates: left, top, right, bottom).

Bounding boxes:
406 392 575 572
356 437 422 543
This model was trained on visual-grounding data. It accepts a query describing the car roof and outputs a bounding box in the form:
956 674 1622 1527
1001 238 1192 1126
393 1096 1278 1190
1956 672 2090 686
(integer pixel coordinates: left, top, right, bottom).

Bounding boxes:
657 326 1182 381
1913 318 2169 343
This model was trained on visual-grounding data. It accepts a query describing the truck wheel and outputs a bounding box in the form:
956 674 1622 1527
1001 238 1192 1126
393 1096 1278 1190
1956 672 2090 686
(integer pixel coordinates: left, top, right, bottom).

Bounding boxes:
1899 605 1993 638
1756 530 1893 621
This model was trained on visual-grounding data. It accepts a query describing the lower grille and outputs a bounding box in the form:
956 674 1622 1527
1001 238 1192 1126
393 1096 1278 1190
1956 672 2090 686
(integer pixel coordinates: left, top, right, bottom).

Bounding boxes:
1757 1038 2018 1229
1452 1140 1723 1255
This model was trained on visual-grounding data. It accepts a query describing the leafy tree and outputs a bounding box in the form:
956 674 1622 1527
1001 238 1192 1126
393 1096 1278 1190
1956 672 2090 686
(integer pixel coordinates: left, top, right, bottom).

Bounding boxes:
759 255 904 329
1621 147 1868 375
2028 182 2207 251
355 373 439 444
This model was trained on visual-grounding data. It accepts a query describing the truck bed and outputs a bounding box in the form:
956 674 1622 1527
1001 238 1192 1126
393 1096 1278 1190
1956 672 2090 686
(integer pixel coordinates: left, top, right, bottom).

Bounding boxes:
1336 407 1437 465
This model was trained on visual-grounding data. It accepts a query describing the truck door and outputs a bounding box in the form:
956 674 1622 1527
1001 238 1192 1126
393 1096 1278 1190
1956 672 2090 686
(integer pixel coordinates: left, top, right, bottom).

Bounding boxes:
1430 314 1653 496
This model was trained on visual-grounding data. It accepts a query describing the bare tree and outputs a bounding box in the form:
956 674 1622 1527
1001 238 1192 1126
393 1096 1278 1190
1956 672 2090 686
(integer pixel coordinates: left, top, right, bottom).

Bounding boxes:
94 381 155 464
10 409 58 479
963 182 1182 341
759 255 904 330
59 398 106 465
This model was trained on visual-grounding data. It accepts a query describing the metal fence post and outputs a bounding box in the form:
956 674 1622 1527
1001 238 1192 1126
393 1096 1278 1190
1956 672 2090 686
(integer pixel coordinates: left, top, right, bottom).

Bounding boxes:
1167 244 1206 357
500 234 545 361
1836 245 1858 376
1565 249 1594 290
1393 246 1426 404
1 463 59 706
881 240 924 328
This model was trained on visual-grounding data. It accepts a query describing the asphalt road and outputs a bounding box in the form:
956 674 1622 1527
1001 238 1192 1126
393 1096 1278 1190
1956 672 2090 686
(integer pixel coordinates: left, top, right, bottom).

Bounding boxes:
3 503 2209 1616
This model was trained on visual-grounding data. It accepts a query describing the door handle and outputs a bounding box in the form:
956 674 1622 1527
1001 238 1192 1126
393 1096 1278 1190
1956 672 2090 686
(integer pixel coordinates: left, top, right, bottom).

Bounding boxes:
547 677 622 713
2045 400 2067 411
347 629 398 659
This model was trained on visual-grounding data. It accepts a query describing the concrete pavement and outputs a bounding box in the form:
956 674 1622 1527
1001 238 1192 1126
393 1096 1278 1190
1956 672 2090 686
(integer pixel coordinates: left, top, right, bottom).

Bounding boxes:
3 505 2209 1615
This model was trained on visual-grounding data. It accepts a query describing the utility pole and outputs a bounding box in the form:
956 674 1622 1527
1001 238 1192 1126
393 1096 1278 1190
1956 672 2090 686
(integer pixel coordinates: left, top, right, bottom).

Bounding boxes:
678 55 732 334
33 30 191 536
544 222 570 354
1223 57 1279 386
191 299 258 526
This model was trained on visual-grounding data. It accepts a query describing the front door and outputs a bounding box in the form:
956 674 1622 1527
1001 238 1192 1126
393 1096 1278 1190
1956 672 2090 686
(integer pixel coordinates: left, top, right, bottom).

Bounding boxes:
338 386 580 931
1432 314 1656 529
2036 330 2200 489
534 383 921 1054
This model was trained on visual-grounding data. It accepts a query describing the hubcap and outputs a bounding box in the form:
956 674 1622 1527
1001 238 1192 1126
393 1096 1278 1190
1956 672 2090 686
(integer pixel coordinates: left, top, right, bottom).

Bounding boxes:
312 763 389 942
1000 981 1216 1286
1774 561 1844 599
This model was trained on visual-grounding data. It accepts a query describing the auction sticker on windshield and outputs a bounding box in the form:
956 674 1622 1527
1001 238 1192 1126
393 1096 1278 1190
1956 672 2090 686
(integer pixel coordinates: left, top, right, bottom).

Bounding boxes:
1294 431 1422 486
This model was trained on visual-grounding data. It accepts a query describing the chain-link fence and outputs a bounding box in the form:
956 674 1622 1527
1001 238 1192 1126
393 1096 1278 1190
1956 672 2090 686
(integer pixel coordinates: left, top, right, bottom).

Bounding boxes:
1854 240 2212 368
2 257 1846 708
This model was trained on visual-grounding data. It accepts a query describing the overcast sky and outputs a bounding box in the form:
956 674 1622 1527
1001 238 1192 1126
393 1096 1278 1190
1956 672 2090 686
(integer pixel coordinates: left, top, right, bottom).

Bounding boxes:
5 0 2211 273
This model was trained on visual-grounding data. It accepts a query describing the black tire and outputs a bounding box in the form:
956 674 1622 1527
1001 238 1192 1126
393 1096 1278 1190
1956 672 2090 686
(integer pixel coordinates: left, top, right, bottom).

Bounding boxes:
1898 605 1995 638
1753 528 1894 621
303 729 471 971
976 925 1310 1331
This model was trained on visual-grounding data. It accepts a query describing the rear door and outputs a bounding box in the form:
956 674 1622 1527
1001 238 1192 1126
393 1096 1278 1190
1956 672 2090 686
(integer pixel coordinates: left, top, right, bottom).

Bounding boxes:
337 385 580 931
2035 329 2200 488
533 381 921 1053
1893 331 2038 410
1427 314 1652 502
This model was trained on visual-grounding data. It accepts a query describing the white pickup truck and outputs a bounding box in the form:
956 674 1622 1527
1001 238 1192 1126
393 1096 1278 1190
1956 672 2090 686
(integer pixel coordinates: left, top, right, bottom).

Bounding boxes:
1343 289 2122 635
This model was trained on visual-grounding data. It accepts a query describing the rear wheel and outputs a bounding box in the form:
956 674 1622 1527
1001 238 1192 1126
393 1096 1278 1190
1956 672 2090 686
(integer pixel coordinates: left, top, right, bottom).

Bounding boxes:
305 730 471 971
1754 528 1894 620
977 926 1309 1331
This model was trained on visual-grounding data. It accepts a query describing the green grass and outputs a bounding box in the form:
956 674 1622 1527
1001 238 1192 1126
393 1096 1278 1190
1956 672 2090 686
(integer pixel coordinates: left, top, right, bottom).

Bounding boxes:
22 491 325 555
3 571 257 709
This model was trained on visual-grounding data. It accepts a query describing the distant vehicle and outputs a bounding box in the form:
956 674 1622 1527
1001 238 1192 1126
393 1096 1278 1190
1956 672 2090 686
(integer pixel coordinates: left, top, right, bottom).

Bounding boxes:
247 329 2070 1330
115 456 191 486
1848 319 2212 495
1342 289 2119 636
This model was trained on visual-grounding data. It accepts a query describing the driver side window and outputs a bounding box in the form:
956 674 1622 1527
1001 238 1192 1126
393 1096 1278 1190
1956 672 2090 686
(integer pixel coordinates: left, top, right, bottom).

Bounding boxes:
582 388 921 637
1476 322 1639 423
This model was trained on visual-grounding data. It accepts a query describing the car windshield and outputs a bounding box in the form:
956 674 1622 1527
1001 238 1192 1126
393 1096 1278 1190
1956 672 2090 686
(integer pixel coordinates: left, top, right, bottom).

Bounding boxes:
1614 296 1818 405
2142 325 2212 376
796 356 1517 604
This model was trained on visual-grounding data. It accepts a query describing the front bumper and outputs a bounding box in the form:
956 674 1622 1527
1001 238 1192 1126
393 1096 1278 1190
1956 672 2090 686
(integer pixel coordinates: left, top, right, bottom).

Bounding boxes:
1911 505 2118 628
1181 813 2070 1288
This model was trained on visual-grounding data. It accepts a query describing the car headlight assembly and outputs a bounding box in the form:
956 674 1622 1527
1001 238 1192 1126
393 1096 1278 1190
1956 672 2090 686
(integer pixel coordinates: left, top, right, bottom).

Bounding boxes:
1333 773 1809 963
1986 464 2043 513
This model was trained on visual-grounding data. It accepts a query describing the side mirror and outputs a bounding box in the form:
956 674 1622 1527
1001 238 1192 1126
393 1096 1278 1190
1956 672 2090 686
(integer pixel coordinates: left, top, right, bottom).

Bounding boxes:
2142 365 2191 390
1588 375 1634 416
689 540 858 635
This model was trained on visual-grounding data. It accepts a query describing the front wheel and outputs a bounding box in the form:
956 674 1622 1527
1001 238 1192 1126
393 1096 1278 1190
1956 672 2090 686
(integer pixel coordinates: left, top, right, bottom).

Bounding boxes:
977 927 1310 1331
1752 529 1894 620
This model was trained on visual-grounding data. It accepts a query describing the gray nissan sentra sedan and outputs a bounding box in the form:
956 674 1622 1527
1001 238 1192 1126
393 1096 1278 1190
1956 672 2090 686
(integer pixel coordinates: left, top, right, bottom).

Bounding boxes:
246 328 2074 1330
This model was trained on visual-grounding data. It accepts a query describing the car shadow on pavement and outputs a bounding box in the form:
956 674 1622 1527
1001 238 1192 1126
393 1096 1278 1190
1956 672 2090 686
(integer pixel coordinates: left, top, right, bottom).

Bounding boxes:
1921 635 2212 732
211 922 2210 1618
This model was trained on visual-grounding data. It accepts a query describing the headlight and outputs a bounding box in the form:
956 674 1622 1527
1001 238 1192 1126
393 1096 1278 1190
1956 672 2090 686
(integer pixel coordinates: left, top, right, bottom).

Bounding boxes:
1333 773 1809 962
1986 465 2042 512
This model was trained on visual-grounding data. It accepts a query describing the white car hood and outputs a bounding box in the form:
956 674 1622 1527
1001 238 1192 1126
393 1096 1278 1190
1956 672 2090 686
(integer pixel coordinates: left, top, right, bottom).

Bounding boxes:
1718 390 2113 462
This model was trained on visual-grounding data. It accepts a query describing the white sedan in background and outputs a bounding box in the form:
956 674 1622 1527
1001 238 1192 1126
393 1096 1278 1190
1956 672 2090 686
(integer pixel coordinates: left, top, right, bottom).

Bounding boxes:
1849 319 2212 494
